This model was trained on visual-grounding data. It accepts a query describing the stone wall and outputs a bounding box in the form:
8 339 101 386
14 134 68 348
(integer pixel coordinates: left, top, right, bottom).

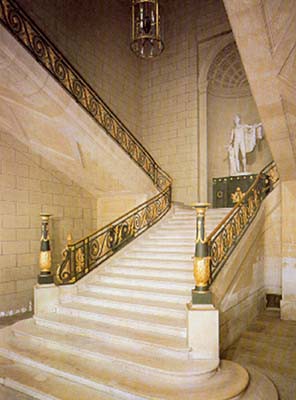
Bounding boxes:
138 1 198 204
213 187 282 350
16 0 231 205
0 131 97 316
17 0 142 138
281 180 296 320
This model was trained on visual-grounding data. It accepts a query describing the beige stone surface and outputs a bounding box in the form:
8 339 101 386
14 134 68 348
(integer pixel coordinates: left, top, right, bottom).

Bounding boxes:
210 185 282 349
34 284 59 316
281 180 296 319
0 130 97 317
17 0 142 140
0 24 156 200
187 303 219 361
223 0 296 181
224 310 296 400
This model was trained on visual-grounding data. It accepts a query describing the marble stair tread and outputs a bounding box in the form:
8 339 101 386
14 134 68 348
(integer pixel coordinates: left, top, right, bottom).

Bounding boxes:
143 237 194 245
56 302 186 334
148 231 195 238
123 251 192 260
73 291 186 313
131 244 194 252
147 234 195 240
95 272 193 286
34 313 188 353
84 281 191 297
12 320 217 376
82 283 190 304
0 354 120 400
118 257 193 266
103 265 193 279
91 277 192 292
110 256 193 272
0 334 249 400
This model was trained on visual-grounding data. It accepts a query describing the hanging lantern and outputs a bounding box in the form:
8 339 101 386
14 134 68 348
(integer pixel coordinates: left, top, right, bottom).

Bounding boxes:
131 0 164 59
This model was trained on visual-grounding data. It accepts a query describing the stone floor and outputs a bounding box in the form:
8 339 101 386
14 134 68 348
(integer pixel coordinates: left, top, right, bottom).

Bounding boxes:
223 310 296 400
0 310 295 399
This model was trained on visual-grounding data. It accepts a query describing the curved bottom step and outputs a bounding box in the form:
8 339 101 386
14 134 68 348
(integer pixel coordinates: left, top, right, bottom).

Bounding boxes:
238 366 278 400
0 350 254 400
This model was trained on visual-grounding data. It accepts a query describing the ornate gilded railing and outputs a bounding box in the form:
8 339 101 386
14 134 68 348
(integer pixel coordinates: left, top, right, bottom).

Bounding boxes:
207 161 279 284
0 0 170 191
56 187 171 284
0 0 172 284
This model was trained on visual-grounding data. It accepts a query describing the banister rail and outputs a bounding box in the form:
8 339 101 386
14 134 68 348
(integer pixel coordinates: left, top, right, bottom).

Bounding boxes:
0 0 170 191
0 0 172 285
207 161 279 284
56 186 171 284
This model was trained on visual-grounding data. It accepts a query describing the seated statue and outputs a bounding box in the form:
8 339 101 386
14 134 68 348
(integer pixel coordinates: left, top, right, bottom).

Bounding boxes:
228 114 263 175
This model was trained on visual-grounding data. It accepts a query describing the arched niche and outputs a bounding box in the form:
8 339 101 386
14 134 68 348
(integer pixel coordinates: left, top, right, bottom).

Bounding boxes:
197 33 273 202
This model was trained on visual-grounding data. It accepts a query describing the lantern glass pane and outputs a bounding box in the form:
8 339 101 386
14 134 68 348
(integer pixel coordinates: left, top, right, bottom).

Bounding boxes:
131 0 164 59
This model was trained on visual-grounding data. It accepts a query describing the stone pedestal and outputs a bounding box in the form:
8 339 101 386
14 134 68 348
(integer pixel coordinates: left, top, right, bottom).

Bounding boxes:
187 303 219 360
34 284 59 315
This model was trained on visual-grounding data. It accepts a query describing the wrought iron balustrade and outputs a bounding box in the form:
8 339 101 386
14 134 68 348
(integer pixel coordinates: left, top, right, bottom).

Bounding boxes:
0 0 170 191
0 0 172 284
207 161 279 284
56 186 171 284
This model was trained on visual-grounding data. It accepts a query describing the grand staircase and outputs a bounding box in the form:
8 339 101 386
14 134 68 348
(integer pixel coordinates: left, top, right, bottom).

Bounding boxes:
0 206 278 399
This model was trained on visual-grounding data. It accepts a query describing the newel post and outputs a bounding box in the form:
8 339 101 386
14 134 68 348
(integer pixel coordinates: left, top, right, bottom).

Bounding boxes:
186 203 219 361
38 213 53 284
191 203 212 304
35 213 59 315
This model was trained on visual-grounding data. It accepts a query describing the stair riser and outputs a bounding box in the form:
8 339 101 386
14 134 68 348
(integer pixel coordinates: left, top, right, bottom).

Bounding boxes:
96 276 192 290
145 239 194 245
132 245 194 253
111 262 193 272
13 330 197 380
81 285 190 304
0 348 145 400
1 378 57 400
151 232 195 238
125 252 192 261
64 295 185 318
105 267 193 280
34 317 189 358
118 258 192 267
57 307 186 338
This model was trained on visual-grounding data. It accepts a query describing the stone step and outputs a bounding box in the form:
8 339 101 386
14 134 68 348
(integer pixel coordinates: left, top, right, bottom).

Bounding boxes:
144 237 194 245
125 251 192 261
12 320 217 378
95 273 192 291
68 291 186 318
34 313 189 356
104 265 193 280
56 302 186 337
0 353 120 400
131 243 194 252
0 330 248 400
166 218 221 225
81 282 190 304
0 332 187 400
117 257 192 268
151 230 195 238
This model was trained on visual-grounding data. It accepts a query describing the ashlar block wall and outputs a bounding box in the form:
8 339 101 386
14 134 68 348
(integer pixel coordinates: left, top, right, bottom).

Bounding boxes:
0 131 97 316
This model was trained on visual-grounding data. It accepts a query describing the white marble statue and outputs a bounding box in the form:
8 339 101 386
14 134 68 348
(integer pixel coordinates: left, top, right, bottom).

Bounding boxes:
228 114 263 175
